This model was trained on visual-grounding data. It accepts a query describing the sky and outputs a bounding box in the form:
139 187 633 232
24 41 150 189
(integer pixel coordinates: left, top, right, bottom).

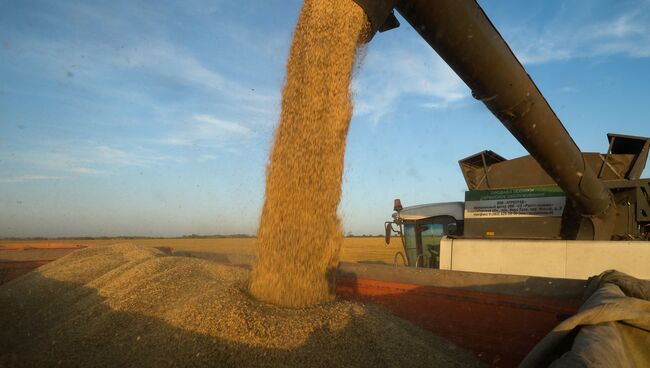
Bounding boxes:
1 0 650 238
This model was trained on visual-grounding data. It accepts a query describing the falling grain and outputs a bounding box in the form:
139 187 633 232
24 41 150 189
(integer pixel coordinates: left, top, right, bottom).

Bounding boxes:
249 0 368 308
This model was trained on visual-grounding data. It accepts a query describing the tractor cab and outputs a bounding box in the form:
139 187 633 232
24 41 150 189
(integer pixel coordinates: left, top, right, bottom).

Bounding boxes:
385 200 464 268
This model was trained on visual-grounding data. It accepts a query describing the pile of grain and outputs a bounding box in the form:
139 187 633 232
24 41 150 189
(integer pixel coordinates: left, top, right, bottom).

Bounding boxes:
249 0 369 308
0 244 481 367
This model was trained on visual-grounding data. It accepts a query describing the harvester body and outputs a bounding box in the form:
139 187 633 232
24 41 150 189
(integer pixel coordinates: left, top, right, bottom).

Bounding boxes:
386 133 650 277
349 0 650 276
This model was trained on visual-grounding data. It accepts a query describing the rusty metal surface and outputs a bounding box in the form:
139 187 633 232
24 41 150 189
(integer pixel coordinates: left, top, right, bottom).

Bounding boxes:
460 153 637 191
606 134 650 180
350 0 399 41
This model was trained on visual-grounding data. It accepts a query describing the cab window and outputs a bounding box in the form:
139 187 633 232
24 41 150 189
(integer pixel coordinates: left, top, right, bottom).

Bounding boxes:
420 223 444 268
402 223 418 266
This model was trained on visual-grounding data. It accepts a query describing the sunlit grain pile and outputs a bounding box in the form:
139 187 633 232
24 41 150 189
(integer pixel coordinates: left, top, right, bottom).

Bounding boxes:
0 244 481 367
249 0 368 308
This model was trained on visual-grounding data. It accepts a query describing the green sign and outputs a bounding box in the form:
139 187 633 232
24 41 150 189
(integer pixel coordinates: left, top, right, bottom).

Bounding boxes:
465 186 566 219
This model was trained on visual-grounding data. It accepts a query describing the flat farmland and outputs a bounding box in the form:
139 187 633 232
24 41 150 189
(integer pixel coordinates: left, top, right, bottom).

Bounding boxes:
0 237 403 265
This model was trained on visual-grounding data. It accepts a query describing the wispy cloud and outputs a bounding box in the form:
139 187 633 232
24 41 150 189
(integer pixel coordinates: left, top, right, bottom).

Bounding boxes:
107 41 279 112
95 145 176 167
197 154 217 162
95 146 131 166
560 85 578 93
350 1 650 124
111 43 228 90
1 0 280 128
162 114 254 147
193 114 252 136
8 143 180 181
0 175 65 183
508 4 650 64
352 41 468 123
68 167 109 175
3 32 278 118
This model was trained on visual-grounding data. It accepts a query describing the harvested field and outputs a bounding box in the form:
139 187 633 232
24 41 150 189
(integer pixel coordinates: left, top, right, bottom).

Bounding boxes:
0 237 402 265
0 244 482 367
0 237 402 286
0 242 85 251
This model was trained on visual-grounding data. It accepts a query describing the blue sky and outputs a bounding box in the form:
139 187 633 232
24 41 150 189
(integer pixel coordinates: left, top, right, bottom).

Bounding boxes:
1 0 650 237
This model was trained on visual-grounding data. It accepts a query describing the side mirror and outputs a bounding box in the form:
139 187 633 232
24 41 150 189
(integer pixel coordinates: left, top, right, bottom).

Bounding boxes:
385 222 392 244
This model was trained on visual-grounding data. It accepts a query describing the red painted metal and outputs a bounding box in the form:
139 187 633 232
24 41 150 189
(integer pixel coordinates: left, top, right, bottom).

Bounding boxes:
336 275 580 367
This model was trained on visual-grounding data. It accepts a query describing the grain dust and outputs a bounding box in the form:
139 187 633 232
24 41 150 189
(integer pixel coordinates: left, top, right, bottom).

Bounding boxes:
0 244 482 367
249 0 368 308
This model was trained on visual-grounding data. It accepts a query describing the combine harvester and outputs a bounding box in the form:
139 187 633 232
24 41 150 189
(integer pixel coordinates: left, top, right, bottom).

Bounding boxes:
384 132 650 278
337 0 650 366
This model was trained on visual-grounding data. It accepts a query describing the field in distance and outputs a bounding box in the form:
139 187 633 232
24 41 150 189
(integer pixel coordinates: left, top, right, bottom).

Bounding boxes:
0 237 404 265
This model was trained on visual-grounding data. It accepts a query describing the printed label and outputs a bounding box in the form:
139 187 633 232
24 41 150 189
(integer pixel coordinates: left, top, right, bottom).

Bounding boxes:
464 186 566 219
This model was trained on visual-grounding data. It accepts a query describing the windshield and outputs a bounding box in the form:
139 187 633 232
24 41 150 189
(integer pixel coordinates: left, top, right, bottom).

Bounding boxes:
420 223 444 268
402 223 418 266
399 220 451 268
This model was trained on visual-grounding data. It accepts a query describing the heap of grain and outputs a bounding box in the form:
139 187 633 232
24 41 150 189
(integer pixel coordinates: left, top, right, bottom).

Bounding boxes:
0 244 482 367
249 0 367 308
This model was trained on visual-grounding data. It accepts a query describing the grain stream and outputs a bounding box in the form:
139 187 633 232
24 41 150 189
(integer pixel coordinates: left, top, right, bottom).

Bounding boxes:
249 0 368 308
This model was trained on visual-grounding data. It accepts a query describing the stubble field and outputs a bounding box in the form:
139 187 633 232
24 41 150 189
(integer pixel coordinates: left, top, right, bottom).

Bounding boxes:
0 237 403 265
